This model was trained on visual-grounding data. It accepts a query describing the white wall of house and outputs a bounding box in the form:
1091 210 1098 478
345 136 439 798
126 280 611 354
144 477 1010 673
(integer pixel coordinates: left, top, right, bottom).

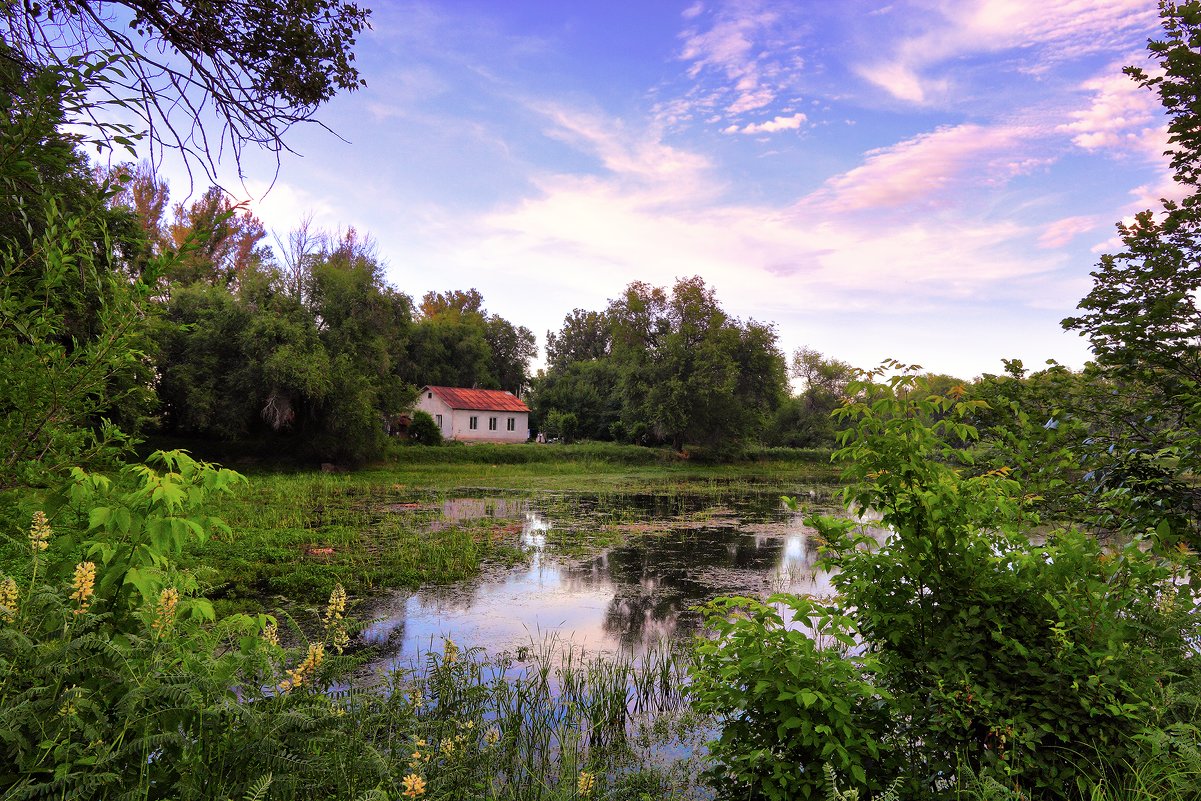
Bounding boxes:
447 410 529 443
414 390 530 442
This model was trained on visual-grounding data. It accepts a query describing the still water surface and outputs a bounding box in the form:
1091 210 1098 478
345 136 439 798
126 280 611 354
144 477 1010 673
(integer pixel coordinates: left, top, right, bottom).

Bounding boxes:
363 489 845 668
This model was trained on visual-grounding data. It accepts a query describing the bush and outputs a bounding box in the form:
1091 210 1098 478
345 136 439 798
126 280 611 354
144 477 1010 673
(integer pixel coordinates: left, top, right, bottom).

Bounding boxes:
409 410 443 446
695 369 1201 800
691 595 895 799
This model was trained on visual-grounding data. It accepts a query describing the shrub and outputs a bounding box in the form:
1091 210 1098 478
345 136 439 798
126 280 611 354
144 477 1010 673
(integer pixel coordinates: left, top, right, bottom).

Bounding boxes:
694 367 1201 800
409 410 443 445
691 595 894 799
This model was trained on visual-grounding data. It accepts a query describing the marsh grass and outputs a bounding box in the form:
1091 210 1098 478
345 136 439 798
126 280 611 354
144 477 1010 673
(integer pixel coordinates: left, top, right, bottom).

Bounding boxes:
337 637 710 800
187 463 836 615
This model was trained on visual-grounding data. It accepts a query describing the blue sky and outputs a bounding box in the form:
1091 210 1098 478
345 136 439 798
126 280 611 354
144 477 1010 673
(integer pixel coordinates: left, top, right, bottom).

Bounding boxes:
163 0 1176 380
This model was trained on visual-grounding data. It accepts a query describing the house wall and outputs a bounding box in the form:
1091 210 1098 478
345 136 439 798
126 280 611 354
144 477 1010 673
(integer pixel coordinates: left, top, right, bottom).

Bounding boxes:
414 390 529 442
447 410 529 443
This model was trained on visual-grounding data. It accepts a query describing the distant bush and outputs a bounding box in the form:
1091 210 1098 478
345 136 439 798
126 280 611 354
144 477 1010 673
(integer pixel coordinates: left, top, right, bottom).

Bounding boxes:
408 410 443 446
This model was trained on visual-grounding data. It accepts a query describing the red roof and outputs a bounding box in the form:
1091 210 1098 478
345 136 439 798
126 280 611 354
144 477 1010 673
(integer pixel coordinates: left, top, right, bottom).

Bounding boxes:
423 386 529 412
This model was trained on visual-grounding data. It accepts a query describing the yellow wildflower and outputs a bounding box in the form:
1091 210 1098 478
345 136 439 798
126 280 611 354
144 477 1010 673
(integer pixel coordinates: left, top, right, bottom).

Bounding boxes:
262 620 280 647
152 587 179 632
578 770 596 797
29 511 51 552
401 773 426 797
443 638 459 664
0 577 18 623
485 727 500 746
70 562 96 614
331 622 350 654
439 737 456 758
324 583 347 626
279 643 325 693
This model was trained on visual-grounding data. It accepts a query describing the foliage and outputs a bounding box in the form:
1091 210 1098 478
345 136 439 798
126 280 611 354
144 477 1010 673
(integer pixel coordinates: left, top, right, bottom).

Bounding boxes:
409 410 444 446
0 58 159 489
697 369 1201 800
1 0 371 175
691 595 893 800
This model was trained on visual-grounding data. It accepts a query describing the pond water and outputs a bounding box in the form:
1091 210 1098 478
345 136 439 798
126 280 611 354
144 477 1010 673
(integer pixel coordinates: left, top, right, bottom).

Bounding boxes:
363 488 851 669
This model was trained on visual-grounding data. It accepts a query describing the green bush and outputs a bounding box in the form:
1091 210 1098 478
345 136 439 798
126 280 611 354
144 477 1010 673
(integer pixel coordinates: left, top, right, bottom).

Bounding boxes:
691 595 894 799
409 410 444 446
694 368 1201 800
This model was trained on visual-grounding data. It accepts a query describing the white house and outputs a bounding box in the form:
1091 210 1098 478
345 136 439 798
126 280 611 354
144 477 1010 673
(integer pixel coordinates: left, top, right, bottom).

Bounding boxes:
415 385 530 443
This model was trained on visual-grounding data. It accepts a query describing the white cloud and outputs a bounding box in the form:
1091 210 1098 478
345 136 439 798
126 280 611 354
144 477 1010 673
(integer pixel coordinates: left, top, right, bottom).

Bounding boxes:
1058 67 1166 158
723 112 807 134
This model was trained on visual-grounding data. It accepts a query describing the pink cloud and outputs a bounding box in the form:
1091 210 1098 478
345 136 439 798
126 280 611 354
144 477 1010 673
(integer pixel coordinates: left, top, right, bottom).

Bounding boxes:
801 123 1040 212
860 0 1158 103
1038 215 1098 248
1058 67 1166 158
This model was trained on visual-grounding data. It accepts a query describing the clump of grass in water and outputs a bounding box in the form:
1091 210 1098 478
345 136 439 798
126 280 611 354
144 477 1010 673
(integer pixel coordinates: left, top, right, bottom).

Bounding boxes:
362 636 708 800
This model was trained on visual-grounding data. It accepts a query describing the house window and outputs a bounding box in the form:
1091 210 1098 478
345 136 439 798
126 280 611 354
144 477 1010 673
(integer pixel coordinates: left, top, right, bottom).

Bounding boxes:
427 392 432 399
488 417 497 431
469 416 478 430
507 417 515 431
435 414 442 428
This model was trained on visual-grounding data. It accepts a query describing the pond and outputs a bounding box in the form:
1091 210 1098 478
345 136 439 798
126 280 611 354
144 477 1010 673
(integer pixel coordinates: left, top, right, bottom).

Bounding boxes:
362 487 851 669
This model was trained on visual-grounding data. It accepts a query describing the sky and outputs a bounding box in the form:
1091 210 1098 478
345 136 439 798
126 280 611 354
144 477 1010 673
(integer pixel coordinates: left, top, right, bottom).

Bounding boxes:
151 0 1179 380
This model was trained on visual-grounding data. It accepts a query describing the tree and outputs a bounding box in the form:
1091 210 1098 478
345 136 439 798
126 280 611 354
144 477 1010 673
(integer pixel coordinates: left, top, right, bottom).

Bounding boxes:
165 187 271 287
765 347 855 448
1061 0 1201 544
609 277 787 451
545 308 611 370
1 0 371 177
0 52 158 488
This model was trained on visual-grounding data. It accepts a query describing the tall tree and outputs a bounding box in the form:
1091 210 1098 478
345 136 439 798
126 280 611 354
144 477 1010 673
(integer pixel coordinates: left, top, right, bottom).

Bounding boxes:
412 288 536 393
1061 0 1201 544
606 277 786 450
166 187 270 287
545 308 611 370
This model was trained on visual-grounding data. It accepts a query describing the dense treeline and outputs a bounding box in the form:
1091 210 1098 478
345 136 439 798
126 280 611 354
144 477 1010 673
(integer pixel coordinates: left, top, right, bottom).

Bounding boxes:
529 278 789 453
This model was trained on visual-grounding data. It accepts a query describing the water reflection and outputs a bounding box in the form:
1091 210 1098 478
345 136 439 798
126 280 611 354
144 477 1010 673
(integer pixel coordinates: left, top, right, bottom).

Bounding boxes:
363 492 843 667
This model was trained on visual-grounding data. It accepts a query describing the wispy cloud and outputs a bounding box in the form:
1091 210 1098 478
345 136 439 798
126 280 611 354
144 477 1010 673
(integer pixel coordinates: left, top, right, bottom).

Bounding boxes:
1038 215 1099 248
661 0 807 129
532 103 712 194
802 123 1045 213
858 0 1158 104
